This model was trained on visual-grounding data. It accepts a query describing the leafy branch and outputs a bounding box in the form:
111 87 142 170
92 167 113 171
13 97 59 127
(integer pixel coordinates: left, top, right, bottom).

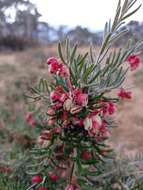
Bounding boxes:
96 0 142 65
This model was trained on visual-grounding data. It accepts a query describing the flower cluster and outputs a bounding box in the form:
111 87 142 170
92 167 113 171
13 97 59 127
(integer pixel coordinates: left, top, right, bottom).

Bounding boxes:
47 58 116 141
26 49 142 189
47 57 70 77
26 112 36 127
127 54 141 71
31 175 59 190
45 57 137 140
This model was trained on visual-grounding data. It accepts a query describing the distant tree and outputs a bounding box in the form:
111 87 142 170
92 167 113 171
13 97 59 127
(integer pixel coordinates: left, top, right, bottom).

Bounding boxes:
114 21 142 46
67 26 100 45
0 0 41 39
0 0 26 23
15 6 41 39
56 25 68 41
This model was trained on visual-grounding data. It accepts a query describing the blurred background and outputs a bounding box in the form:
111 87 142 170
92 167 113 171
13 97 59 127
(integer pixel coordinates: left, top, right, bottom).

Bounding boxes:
0 0 143 169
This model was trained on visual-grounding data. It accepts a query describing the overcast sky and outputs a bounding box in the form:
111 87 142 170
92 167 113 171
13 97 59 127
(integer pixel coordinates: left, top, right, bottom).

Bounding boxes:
32 0 143 30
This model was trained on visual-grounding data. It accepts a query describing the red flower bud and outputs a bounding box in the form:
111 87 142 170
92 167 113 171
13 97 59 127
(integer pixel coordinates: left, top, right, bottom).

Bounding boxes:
25 112 36 127
127 55 141 71
38 187 48 190
65 185 75 190
32 176 43 184
47 57 59 74
81 151 92 161
47 57 59 65
50 91 60 101
48 173 59 182
117 89 132 99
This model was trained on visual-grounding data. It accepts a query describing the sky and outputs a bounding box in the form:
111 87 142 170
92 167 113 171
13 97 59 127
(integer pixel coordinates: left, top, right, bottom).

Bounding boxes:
32 0 143 31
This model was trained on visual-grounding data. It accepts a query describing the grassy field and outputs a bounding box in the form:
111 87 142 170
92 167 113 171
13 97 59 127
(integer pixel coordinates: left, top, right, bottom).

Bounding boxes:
0 45 143 163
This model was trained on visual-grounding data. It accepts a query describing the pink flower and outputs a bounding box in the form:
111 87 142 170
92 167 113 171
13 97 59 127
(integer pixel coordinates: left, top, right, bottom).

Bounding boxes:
58 64 70 77
26 112 36 127
50 91 60 101
62 111 68 121
47 58 60 74
52 127 61 134
47 57 59 65
99 121 110 138
108 102 116 115
32 176 43 184
117 88 132 99
26 112 33 123
83 114 102 136
59 93 69 102
47 118 55 125
50 86 64 101
63 98 73 111
37 136 50 148
48 63 59 74
47 57 70 77
47 108 55 115
65 185 75 190
52 102 63 109
81 151 92 161
72 117 83 126
40 130 52 140
73 89 88 107
103 102 116 115
127 55 141 71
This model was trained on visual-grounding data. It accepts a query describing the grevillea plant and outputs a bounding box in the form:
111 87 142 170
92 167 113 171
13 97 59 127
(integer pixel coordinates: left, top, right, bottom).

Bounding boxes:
26 0 143 189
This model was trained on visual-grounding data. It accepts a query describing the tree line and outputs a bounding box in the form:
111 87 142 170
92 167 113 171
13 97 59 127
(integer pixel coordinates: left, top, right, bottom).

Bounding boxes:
0 0 142 50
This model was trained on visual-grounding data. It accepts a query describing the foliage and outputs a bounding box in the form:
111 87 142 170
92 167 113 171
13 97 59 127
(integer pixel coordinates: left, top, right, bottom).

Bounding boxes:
1 154 143 189
22 0 143 189
0 0 142 189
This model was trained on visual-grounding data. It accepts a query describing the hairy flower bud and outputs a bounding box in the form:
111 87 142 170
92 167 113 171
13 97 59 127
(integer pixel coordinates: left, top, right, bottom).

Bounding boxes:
84 114 102 136
63 98 73 111
83 117 92 131
65 185 75 190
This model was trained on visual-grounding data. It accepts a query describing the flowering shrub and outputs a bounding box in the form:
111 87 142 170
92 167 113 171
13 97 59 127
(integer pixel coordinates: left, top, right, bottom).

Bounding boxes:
26 0 142 189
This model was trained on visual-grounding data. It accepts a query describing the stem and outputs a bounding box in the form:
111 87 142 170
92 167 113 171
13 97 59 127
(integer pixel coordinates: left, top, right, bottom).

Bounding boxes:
69 161 75 184
26 183 37 190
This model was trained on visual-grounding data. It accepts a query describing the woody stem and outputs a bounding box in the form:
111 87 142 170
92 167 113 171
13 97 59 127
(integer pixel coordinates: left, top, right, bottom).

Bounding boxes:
69 161 75 184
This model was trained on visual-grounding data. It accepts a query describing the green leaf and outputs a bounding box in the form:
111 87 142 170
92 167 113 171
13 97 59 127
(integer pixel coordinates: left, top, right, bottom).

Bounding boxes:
58 42 66 64
89 45 94 63
121 4 142 21
78 53 88 69
70 44 78 64
82 64 94 83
